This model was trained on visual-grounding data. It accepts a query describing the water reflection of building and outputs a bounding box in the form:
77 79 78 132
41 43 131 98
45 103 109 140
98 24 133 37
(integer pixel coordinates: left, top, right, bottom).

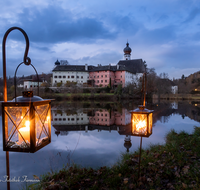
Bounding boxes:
52 108 132 152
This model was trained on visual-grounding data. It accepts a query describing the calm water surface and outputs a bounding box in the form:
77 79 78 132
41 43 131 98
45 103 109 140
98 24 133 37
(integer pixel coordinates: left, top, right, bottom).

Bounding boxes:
0 100 200 190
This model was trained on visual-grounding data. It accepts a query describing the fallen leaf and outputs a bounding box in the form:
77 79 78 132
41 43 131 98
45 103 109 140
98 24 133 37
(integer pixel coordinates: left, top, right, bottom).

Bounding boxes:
182 183 187 188
129 183 135 189
33 175 40 180
175 171 180 178
182 166 190 174
147 178 152 182
123 178 129 184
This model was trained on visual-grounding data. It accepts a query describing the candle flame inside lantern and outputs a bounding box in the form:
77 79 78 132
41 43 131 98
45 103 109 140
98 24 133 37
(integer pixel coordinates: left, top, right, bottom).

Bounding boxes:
136 120 146 133
45 116 50 124
19 120 30 144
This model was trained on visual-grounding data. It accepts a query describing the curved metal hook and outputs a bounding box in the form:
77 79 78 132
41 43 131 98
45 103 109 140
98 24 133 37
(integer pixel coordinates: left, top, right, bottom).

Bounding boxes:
2 27 31 102
14 62 39 101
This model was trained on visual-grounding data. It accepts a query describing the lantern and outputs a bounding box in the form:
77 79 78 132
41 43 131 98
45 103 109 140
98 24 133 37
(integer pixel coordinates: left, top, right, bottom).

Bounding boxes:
2 91 51 153
131 105 153 137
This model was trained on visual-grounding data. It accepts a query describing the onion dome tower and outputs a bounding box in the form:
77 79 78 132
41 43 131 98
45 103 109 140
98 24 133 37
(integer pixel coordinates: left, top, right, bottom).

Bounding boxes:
124 135 132 152
55 59 60 66
123 42 132 60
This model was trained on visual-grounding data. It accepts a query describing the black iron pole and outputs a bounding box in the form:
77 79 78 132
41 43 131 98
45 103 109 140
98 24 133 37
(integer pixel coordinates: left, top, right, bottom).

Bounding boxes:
2 26 31 190
138 136 143 179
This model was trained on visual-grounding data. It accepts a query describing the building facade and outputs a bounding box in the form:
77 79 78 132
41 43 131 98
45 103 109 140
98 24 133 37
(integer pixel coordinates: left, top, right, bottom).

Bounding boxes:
52 43 145 87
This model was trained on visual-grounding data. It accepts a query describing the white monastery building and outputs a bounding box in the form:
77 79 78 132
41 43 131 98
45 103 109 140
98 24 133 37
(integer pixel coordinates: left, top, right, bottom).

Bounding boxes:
52 42 145 87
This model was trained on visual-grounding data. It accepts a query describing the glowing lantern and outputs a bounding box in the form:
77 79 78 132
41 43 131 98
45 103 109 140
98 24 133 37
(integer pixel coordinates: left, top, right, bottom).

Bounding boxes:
2 91 51 153
131 105 153 137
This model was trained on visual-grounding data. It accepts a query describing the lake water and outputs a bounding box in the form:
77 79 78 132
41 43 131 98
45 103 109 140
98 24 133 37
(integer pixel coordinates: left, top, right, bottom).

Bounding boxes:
0 100 200 190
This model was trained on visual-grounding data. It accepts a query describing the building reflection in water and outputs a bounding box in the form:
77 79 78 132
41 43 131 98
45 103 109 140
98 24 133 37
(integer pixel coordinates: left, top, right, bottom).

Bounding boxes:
52 108 133 152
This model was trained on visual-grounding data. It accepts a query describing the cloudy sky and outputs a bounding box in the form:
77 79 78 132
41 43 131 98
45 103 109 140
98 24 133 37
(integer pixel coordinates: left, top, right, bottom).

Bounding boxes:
0 0 200 79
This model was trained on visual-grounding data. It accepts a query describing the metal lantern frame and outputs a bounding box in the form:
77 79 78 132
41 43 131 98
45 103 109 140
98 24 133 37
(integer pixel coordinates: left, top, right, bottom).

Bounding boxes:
2 99 52 153
2 57 52 153
131 105 153 137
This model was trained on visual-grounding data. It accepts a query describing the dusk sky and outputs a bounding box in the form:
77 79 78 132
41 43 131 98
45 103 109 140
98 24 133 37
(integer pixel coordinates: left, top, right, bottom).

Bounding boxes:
0 0 200 79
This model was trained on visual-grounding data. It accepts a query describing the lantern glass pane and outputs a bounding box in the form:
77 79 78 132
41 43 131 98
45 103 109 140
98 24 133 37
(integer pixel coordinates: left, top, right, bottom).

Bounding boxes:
148 113 153 134
132 113 148 135
5 106 30 148
35 104 50 146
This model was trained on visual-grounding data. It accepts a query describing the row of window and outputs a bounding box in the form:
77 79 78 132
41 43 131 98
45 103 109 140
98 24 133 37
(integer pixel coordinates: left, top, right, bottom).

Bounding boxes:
54 118 85 121
95 80 108 83
97 113 108 116
54 75 84 79
54 80 84 83
92 118 108 121
90 75 108 78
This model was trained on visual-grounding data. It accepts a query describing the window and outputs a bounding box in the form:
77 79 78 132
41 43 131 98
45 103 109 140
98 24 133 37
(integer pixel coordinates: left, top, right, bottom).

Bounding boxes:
68 76 70 78
105 75 107 77
105 119 107 121
59 76 61 78
101 119 103 121
71 76 74 78
77 76 79 78
97 113 99 116
63 76 66 78
54 118 57 121
68 118 70 121
101 114 103 116
77 118 79 121
97 76 99 78
101 75 103 78
105 114 107 116
94 76 96 78
63 118 66 121
101 80 103 83
121 76 122 78
55 80 57 83
81 118 83 120
71 118 74 121
121 81 122 83
81 76 83 79
105 71 107 72
97 80 99 83
59 118 62 121
105 80 107 82
54 76 57 78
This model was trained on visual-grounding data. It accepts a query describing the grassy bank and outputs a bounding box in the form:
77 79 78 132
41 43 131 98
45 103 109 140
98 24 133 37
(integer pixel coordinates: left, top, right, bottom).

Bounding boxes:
41 92 138 102
27 127 200 190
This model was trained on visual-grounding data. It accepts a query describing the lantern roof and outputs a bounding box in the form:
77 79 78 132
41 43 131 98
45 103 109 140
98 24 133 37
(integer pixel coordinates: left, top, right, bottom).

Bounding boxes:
131 105 153 114
12 91 43 102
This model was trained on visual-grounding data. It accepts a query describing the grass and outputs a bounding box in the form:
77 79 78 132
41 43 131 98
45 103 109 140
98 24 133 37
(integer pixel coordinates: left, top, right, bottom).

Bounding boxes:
27 127 200 189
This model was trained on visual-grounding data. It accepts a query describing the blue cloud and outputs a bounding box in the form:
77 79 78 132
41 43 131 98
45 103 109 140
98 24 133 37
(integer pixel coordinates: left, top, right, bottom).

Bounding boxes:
2 6 116 44
183 7 200 23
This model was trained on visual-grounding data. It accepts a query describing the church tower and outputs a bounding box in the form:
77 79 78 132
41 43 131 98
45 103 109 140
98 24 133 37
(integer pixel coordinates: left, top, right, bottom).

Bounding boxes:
123 42 132 60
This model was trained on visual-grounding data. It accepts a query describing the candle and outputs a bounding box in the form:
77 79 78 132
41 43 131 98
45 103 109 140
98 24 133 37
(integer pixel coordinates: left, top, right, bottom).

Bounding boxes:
19 121 30 144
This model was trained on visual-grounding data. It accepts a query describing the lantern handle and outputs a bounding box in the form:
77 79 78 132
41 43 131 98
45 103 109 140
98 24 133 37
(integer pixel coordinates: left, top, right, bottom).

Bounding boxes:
14 62 40 101
2 26 31 102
